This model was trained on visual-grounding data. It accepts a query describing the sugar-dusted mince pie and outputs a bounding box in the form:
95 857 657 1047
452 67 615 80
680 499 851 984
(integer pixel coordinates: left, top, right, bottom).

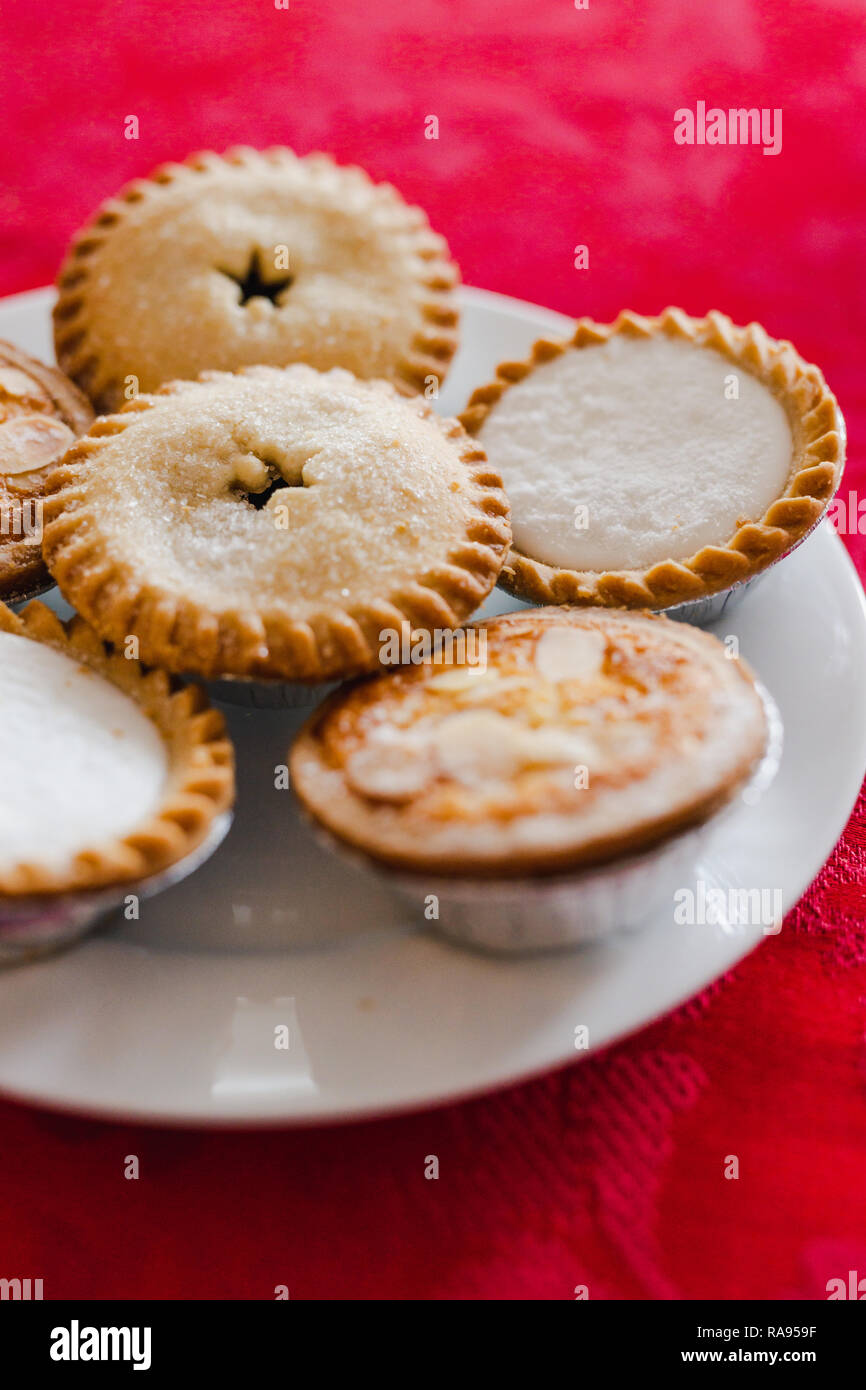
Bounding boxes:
42 365 510 683
461 309 845 611
289 606 770 879
0 340 93 602
0 601 234 897
54 146 460 413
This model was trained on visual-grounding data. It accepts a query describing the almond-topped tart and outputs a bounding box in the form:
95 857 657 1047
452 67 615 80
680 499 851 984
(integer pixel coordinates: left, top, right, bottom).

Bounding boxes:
289 606 773 887
42 364 510 683
0 602 234 901
54 146 460 413
0 341 92 603
461 309 844 615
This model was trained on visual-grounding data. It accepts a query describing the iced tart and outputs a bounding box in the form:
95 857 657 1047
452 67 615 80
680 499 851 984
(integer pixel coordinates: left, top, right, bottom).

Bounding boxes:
0 341 93 602
42 364 510 682
54 147 460 413
290 606 769 877
461 309 844 610
0 602 234 896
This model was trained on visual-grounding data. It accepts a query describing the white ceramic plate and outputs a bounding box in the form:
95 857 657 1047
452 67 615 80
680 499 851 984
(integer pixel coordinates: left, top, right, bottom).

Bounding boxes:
1 285 864 1126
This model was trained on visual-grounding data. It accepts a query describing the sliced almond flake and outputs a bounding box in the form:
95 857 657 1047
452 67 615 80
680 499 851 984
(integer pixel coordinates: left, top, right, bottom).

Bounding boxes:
431 709 600 786
0 415 75 476
0 367 45 402
345 738 437 802
534 626 607 683
426 665 492 692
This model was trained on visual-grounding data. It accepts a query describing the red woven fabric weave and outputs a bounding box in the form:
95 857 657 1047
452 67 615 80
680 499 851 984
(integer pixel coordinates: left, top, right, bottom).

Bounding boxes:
1 0 865 1299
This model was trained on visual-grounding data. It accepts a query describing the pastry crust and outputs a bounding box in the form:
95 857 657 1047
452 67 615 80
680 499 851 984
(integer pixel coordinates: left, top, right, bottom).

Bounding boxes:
460 308 845 610
290 605 769 877
54 146 460 412
42 364 511 682
0 600 235 897
0 340 93 602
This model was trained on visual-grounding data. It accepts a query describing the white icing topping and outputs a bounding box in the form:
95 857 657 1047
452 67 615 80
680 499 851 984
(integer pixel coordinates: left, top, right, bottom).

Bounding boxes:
534 626 606 682
0 632 169 876
478 335 793 569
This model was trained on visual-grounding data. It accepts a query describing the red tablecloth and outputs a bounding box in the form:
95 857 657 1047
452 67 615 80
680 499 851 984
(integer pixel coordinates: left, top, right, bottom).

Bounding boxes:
2 0 865 1300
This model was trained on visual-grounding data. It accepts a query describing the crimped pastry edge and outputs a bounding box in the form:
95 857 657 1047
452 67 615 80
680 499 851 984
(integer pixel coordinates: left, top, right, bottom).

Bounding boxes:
289 605 770 878
53 145 461 411
0 600 235 897
41 364 512 682
0 340 94 600
459 307 845 610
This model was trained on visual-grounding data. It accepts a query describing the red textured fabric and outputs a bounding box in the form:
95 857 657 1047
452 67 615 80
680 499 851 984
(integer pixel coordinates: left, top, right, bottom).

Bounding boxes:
1 0 865 1300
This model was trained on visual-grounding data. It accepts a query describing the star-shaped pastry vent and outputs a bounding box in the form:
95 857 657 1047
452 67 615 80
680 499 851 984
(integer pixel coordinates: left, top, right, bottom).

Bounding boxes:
247 474 290 510
220 250 293 306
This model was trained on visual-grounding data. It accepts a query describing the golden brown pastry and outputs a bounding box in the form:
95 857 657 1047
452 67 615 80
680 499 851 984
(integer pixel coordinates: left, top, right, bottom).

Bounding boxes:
42 364 510 682
55 147 460 412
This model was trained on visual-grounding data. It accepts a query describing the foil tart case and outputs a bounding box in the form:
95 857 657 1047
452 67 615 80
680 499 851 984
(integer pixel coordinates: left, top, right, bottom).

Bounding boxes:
4 576 57 612
202 675 336 710
0 812 233 967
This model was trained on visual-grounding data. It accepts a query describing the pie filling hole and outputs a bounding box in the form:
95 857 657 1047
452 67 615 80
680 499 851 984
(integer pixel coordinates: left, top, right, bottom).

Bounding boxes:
246 475 293 510
218 249 294 306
